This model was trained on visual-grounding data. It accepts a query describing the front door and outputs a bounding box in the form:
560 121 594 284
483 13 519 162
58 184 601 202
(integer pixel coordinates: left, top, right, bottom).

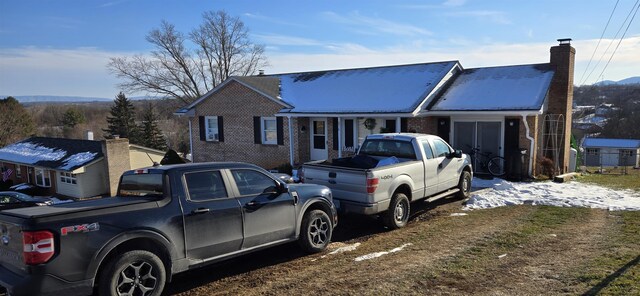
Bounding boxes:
182 170 243 260
230 169 296 249
310 118 328 160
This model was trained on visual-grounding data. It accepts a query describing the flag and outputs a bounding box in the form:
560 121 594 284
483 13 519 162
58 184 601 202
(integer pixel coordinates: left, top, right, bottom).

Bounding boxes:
2 168 13 182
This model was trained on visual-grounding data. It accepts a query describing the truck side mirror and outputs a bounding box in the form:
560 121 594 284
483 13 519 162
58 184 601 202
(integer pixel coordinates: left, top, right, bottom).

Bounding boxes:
447 150 462 158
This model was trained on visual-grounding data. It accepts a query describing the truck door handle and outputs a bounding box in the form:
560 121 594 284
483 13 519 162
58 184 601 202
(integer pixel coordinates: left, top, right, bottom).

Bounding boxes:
245 201 259 207
192 208 210 214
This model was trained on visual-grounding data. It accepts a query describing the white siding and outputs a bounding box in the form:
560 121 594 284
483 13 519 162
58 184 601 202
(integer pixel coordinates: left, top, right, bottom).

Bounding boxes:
129 148 164 169
56 160 109 198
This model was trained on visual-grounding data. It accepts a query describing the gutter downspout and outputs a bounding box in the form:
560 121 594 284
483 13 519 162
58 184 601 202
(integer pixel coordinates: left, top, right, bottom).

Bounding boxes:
288 116 294 166
188 120 193 161
338 117 342 158
522 114 534 177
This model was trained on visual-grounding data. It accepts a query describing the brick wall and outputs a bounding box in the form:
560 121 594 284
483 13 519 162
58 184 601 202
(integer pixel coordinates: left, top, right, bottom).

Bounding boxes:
407 117 438 134
546 43 575 173
102 138 131 196
191 80 292 169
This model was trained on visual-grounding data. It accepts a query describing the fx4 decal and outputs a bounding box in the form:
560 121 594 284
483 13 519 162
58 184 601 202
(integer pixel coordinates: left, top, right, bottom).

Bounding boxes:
61 223 100 236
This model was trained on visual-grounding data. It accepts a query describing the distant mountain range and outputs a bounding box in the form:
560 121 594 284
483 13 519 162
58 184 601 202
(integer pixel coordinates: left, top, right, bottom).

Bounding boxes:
3 95 159 103
594 76 640 86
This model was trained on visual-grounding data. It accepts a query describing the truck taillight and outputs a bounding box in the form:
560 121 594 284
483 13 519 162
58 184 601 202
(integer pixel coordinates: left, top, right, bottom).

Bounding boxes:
366 177 379 194
23 230 55 265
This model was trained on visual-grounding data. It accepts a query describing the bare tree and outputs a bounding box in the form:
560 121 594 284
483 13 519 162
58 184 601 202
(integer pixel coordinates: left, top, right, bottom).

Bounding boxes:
108 10 268 104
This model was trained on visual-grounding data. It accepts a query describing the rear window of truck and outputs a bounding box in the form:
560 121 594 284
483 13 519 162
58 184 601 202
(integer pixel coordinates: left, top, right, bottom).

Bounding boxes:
359 139 417 159
118 173 164 198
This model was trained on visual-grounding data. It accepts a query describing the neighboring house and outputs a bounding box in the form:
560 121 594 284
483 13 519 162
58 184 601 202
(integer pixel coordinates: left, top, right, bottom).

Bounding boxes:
0 137 165 198
582 138 640 167
176 39 576 177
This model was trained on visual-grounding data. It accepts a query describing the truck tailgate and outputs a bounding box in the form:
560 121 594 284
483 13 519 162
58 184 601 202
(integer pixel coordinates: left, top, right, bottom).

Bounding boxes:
0 219 28 275
303 165 369 203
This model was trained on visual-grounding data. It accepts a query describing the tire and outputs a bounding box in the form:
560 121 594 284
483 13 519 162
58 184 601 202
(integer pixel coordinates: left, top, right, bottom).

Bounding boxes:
299 209 333 253
487 156 506 177
456 171 472 200
98 250 166 296
383 193 410 230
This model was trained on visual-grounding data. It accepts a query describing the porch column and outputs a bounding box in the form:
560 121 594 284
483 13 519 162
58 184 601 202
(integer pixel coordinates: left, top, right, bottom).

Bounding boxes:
288 116 294 166
188 120 193 161
338 117 342 158
396 117 401 133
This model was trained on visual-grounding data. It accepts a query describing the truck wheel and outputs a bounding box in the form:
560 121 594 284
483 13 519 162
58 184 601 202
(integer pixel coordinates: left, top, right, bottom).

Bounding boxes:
383 193 410 229
99 250 166 296
456 171 472 200
299 209 333 253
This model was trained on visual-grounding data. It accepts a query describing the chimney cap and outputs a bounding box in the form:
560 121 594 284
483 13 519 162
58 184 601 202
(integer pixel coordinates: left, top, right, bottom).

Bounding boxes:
557 38 572 45
258 69 265 76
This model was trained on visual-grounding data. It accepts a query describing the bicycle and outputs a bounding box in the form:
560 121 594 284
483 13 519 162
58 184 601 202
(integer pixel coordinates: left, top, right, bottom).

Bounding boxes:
468 147 506 177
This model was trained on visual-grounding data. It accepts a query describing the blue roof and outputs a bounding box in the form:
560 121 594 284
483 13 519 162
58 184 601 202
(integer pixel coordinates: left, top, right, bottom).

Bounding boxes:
276 61 459 114
430 64 555 111
583 138 640 149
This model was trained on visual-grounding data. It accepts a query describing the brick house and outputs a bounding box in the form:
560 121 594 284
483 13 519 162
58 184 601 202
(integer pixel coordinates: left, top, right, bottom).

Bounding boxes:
0 137 165 198
176 40 575 177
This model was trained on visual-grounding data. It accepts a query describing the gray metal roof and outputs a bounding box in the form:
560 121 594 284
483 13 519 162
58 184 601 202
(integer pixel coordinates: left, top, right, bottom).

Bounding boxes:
430 64 555 111
582 138 640 149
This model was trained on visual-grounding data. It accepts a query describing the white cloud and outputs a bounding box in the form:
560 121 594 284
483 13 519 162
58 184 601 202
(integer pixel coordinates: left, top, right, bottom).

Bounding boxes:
0 47 138 97
243 13 305 27
322 11 432 36
443 0 467 7
253 34 321 46
446 10 511 25
265 37 640 86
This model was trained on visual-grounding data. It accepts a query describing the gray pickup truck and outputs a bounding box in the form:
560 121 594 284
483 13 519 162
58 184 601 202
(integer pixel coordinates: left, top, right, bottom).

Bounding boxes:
301 133 472 229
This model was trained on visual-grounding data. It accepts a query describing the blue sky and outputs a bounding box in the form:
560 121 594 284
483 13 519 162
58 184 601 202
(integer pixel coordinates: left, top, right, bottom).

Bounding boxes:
1 0 639 98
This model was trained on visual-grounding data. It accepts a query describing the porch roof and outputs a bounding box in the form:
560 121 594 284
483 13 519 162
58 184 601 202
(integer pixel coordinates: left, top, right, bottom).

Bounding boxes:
429 64 555 111
275 61 459 114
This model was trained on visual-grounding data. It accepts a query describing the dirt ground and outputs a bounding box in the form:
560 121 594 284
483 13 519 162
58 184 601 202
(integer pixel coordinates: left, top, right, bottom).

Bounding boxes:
165 195 639 296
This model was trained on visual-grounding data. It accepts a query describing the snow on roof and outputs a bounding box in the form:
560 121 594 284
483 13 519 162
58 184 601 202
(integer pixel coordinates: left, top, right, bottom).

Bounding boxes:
430 64 555 111
276 62 459 114
582 138 640 149
0 137 104 171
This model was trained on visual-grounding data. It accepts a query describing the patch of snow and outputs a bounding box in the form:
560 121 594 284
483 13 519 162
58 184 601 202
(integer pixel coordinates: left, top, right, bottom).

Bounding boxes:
328 242 361 255
58 152 98 170
0 142 65 164
498 254 507 259
466 178 640 211
354 243 412 262
450 213 468 216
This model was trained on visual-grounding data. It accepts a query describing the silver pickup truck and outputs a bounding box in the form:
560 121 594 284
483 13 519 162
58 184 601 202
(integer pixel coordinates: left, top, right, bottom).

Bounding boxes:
301 133 472 229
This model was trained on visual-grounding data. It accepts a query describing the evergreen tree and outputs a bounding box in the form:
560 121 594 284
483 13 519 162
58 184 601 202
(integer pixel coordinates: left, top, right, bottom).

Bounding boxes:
103 92 139 142
61 107 85 128
0 96 35 147
139 104 167 151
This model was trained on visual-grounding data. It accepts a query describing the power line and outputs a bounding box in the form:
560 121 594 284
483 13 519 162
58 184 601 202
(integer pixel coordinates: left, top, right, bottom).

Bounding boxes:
577 0 619 85
595 2 639 83
581 0 640 85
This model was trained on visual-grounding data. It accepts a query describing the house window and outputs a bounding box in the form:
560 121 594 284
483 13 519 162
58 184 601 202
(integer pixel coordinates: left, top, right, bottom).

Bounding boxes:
586 148 599 155
60 172 77 185
35 168 51 187
261 117 277 145
620 150 633 157
15 165 21 178
205 116 219 141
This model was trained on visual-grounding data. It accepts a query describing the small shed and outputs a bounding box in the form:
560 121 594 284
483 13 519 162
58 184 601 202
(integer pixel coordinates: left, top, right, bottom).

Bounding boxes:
582 138 640 167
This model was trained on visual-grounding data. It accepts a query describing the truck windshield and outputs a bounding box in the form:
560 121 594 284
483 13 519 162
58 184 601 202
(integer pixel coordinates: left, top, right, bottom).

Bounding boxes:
118 173 164 198
359 139 417 159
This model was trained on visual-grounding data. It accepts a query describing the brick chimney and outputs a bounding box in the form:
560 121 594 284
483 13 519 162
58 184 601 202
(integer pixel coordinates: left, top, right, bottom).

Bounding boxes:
102 138 131 196
547 38 575 173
